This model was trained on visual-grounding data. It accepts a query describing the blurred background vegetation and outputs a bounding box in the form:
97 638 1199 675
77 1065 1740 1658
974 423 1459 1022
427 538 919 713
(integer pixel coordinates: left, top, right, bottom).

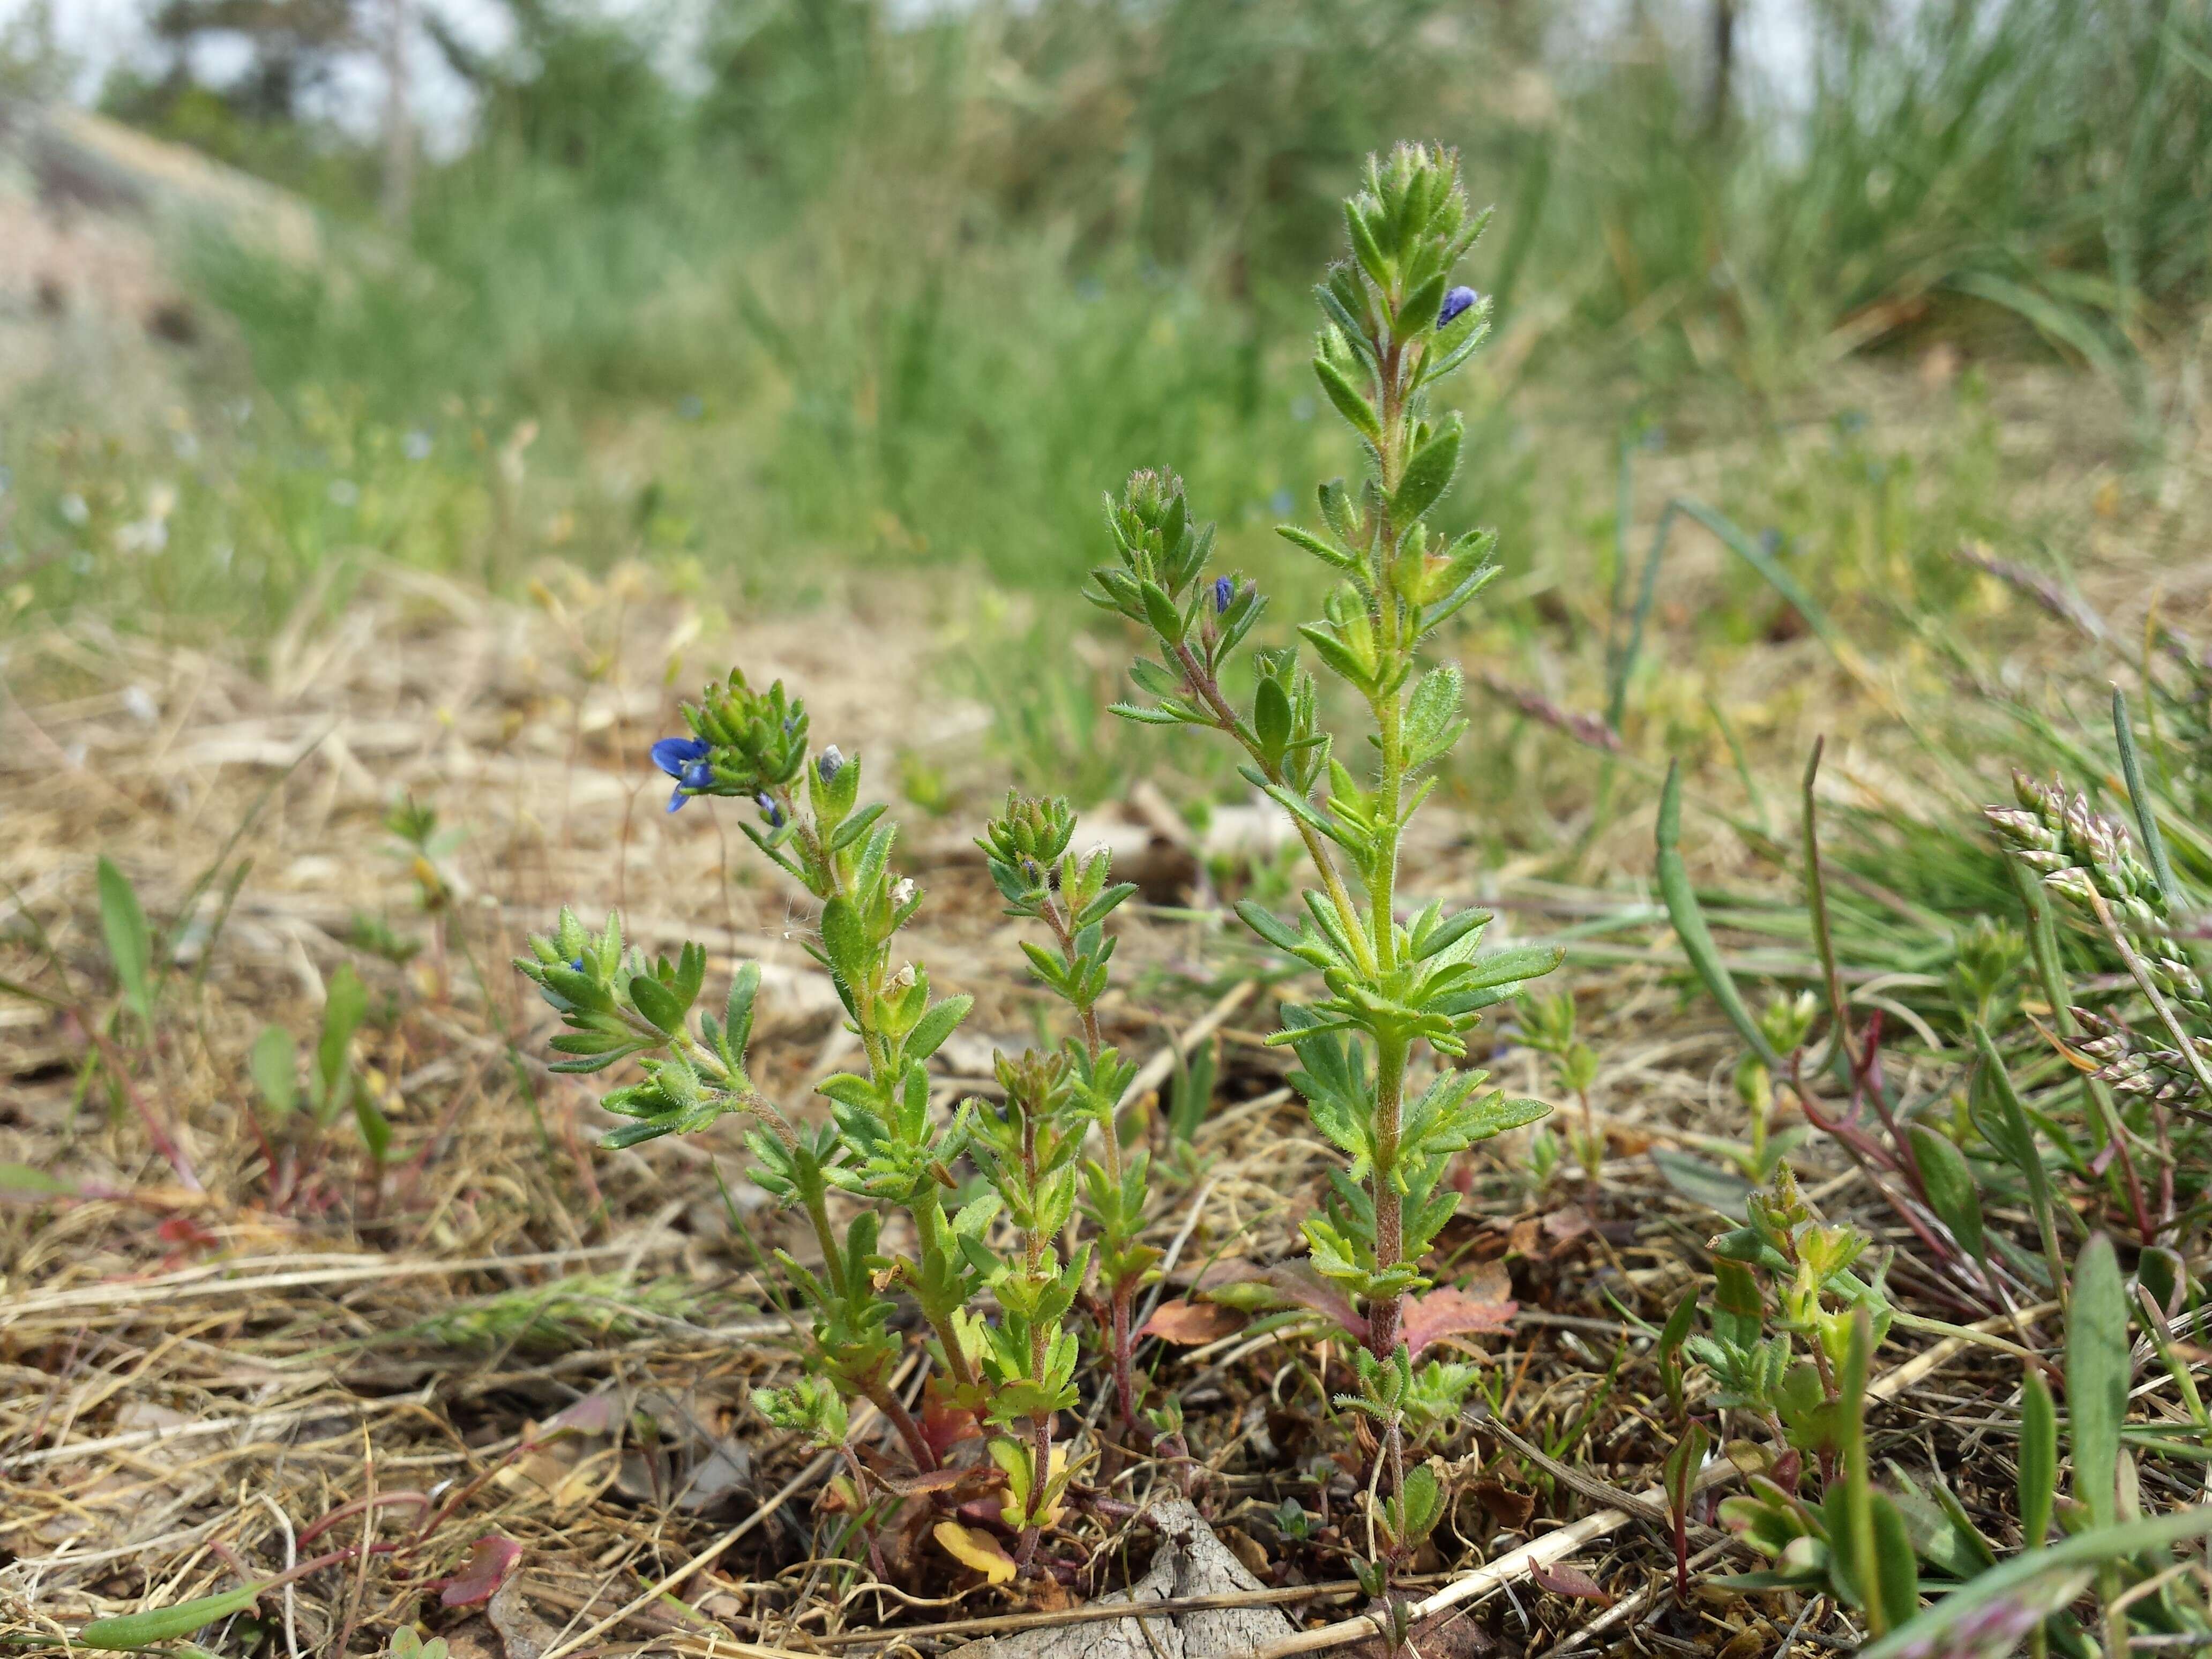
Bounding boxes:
2 0 2207 819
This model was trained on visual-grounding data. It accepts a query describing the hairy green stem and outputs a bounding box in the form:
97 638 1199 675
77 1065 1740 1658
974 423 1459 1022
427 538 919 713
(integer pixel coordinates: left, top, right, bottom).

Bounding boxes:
1168 637 1377 978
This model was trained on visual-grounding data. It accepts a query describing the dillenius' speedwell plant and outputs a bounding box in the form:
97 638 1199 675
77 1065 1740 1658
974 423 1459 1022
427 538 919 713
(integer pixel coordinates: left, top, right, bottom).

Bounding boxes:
516 141 1559 1585
1092 140 1560 1556
518 689 1163 1572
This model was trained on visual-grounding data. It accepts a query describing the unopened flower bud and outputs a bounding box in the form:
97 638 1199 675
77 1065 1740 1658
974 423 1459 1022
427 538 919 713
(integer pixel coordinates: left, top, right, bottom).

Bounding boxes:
817 745 845 783
1438 286 1478 329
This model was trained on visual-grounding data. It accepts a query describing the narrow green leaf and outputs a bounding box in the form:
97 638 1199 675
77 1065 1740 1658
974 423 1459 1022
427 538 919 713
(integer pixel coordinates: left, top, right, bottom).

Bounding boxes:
1140 579 1185 644
250 1025 298 1118
316 964 368 1125
1313 356 1380 442
2066 1233 2128 1528
2019 1370 2057 1547
80 1582 264 1649
1253 676 1292 763
355 1092 392 1164
906 994 973 1062
1656 1288 1697 1413
0 1161 75 1198
97 857 153 1024
1392 414 1462 525
1870 1494 1920 1632
1229 899 1298 957
1651 1147 1754 1217
1906 1124 1986 1261
1656 762 1781 1070
2112 686 2179 908
1858 1507 2212 1659
818 896 871 989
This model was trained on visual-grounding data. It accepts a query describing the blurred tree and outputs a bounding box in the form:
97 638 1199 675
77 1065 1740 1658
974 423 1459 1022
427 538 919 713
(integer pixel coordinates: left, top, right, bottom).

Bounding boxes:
426 0 682 190
0 0 75 99
698 0 878 193
146 0 360 122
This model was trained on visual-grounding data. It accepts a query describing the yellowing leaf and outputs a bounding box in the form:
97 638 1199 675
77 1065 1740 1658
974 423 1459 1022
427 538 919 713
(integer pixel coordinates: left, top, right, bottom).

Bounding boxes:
933 1521 1017 1585
997 1444 1072 1528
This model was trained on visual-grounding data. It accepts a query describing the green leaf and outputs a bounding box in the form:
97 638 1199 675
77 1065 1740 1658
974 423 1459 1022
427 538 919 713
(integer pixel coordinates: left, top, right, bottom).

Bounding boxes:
97 857 153 1025
1398 1461 1444 1544
2066 1232 2128 1528
1253 676 1292 763
80 1582 265 1649
1235 899 1308 959
1651 1147 1753 1217
1905 1124 1985 1261
818 896 871 989
2017 1370 2058 1547
629 973 686 1037
2112 686 2179 908
724 961 761 1054
0 1161 75 1198
1858 1507 2212 1659
906 994 973 1062
1392 414 1462 525
1140 579 1185 644
355 1092 393 1164
316 964 368 1125
1313 356 1380 442
1656 761 1781 1070
250 1025 298 1118
1656 1288 1698 1413
1395 271 1446 337
1870 1493 1920 1632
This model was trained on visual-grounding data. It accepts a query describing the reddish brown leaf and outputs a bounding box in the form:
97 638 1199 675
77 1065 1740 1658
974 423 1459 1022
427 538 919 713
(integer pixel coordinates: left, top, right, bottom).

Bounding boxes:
921 1398 982 1461
1139 1299 1247 1345
1262 1262 1366 1340
441 1534 523 1606
1530 1560 1611 1604
1402 1266 1515 1358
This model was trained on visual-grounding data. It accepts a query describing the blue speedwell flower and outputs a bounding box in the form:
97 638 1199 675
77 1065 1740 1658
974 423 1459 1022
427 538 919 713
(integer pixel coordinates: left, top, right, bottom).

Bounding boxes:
1213 576 1235 614
651 736 712 813
817 745 845 784
755 791 785 828
1438 286 1478 329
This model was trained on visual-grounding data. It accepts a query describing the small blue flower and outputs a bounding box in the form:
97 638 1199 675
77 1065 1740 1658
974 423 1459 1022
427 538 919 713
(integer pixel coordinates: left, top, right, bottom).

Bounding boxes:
1213 576 1235 614
569 956 586 975
817 745 845 784
652 735 711 813
1438 286 1478 329
756 791 785 828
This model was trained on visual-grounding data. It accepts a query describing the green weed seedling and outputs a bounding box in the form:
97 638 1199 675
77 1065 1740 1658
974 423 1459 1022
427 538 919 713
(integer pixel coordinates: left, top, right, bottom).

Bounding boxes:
1515 988 1603 1180
250 961 384 1170
1095 141 1561 1573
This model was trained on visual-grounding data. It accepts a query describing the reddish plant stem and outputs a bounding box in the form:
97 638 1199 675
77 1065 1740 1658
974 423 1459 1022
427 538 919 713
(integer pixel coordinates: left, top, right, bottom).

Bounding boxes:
871 1384 937 1473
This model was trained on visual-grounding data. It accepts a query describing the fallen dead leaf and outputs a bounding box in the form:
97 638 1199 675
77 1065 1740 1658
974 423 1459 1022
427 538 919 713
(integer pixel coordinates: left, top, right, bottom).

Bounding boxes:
1140 1298 1248 1344
1401 1264 1515 1357
1470 1477 1536 1530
